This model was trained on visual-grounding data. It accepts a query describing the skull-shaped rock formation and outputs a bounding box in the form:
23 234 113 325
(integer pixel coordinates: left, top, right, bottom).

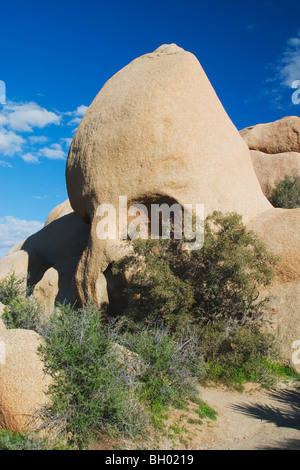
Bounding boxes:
66 44 271 306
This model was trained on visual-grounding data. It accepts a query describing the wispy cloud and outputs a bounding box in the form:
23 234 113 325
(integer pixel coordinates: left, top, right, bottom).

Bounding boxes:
21 152 39 164
0 100 88 166
0 160 13 168
38 143 66 160
65 104 88 126
0 128 25 156
0 216 43 257
1 101 61 132
278 31 300 87
28 135 49 144
263 31 300 109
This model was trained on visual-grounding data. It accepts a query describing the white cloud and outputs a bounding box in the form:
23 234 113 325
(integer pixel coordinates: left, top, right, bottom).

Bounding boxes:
4 101 61 132
0 128 25 156
0 100 86 164
68 117 81 126
65 104 88 127
0 216 43 257
21 152 39 164
278 33 300 87
28 135 49 144
0 160 13 168
32 195 49 200
60 137 73 147
75 105 88 117
38 143 66 160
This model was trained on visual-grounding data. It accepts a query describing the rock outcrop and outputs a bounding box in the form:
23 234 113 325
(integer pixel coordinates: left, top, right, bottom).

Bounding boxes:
0 329 51 432
240 116 300 197
0 302 6 331
66 43 271 306
240 116 300 154
0 204 90 315
0 44 298 372
247 208 300 372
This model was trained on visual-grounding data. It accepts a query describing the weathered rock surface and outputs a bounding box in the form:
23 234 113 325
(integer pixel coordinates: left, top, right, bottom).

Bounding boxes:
247 208 300 284
0 329 51 432
250 150 300 197
44 199 73 226
247 208 300 371
66 43 270 306
33 256 81 317
240 116 300 154
240 117 300 197
0 206 90 313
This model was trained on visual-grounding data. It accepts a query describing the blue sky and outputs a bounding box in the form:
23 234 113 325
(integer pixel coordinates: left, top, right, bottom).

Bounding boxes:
1 0 300 256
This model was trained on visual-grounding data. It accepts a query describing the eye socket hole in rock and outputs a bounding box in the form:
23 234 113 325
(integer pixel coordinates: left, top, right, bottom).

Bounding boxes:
131 194 183 239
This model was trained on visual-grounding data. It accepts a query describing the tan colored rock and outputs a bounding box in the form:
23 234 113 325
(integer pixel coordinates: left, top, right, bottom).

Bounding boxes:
247 207 300 284
263 281 300 373
247 207 300 371
0 207 89 314
0 303 6 330
5 240 26 257
0 211 89 305
0 250 30 286
0 302 5 317
66 43 271 306
0 329 51 432
33 257 81 317
44 199 73 226
240 116 300 154
250 150 300 197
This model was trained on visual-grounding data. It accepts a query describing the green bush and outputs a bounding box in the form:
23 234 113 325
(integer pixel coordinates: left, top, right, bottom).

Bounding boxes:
38 303 205 446
111 211 278 387
0 273 25 305
0 430 48 450
0 429 73 450
0 274 42 332
39 303 147 447
269 174 300 209
112 211 276 334
197 322 276 386
115 322 204 408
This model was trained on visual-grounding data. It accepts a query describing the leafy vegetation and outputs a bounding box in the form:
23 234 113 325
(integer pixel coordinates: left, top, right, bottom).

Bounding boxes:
1 211 298 449
269 174 300 209
0 429 72 450
0 274 42 331
112 211 277 334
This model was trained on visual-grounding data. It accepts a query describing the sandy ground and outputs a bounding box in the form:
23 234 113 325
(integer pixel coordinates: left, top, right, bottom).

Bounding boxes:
192 382 300 450
91 380 300 450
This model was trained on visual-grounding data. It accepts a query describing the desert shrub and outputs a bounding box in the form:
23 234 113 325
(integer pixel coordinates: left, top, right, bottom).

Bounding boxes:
112 211 278 386
0 274 42 332
0 273 26 305
112 211 276 334
0 430 48 450
38 303 205 446
269 174 300 209
0 429 72 450
39 303 147 447
197 322 277 386
114 322 204 408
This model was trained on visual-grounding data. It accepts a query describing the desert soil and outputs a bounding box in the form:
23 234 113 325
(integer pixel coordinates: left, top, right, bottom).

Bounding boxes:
191 381 300 450
92 380 300 451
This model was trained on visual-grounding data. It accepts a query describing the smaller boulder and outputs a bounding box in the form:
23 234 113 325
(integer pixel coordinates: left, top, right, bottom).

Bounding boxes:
250 150 300 198
0 329 51 432
240 116 300 154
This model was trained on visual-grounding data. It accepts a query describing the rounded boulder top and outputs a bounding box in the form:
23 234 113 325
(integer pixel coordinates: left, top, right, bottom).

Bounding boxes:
66 43 270 224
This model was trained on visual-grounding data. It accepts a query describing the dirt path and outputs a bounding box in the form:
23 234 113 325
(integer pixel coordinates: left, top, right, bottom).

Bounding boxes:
91 381 300 450
193 382 300 450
